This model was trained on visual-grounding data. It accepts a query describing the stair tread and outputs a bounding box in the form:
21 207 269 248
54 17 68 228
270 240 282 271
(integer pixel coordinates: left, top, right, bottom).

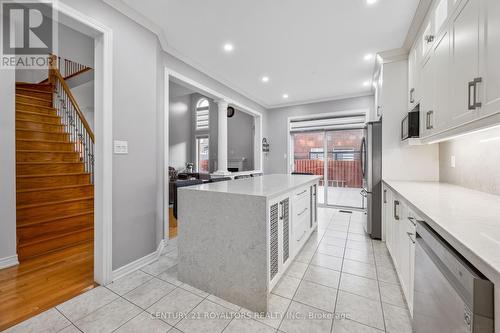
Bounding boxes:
17 161 81 164
16 119 64 126
17 196 94 210
17 150 77 153
16 102 55 110
15 94 52 102
16 87 52 94
16 110 59 118
16 129 68 135
16 139 70 144
16 172 90 178
17 184 93 193
17 226 94 248
17 210 94 228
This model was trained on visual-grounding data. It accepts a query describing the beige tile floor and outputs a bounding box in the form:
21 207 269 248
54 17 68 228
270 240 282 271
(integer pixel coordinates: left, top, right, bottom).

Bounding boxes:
4 208 412 333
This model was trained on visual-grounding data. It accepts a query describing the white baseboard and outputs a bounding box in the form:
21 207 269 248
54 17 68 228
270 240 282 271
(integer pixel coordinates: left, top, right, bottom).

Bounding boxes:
111 239 167 281
0 255 19 269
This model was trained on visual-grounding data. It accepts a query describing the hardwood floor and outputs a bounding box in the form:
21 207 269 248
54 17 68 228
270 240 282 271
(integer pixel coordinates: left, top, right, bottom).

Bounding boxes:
0 242 96 331
169 207 178 239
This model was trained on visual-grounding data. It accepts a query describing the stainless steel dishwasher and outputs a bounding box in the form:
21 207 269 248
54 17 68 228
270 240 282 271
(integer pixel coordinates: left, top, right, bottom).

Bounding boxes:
413 221 494 333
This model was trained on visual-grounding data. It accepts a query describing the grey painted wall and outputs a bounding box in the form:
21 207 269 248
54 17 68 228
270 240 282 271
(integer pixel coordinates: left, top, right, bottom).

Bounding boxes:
228 110 255 171
440 126 500 195
15 21 94 83
265 96 374 174
0 68 17 263
169 87 192 170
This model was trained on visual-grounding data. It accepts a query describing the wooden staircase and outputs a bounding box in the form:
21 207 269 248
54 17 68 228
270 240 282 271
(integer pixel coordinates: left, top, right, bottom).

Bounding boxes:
15 82 94 260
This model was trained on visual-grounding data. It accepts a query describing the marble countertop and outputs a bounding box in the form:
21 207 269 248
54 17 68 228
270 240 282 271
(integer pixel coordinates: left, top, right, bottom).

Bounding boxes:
180 174 321 198
384 180 500 284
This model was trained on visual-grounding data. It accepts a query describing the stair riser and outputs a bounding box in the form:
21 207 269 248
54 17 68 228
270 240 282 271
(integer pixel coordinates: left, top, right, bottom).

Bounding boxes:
17 185 93 205
17 213 93 242
16 130 68 141
16 140 74 151
16 89 53 101
16 120 64 132
16 112 60 124
16 151 79 163
16 83 54 92
17 163 85 176
17 228 94 260
16 174 90 190
16 103 57 115
16 95 52 107
17 198 93 222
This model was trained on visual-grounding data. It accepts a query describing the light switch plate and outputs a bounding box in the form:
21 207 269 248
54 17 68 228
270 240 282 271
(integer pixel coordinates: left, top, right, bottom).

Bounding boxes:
114 140 128 154
450 155 456 168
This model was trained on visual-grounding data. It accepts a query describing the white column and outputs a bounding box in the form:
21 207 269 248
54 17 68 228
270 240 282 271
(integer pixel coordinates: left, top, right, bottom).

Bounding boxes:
214 99 230 175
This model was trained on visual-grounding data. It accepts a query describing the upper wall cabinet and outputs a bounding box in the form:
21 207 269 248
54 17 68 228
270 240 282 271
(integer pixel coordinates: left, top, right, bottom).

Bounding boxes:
408 0 500 141
479 0 500 118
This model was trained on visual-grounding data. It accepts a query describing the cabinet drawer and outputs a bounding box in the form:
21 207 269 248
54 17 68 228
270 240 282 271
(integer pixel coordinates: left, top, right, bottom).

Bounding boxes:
293 197 309 220
293 186 309 203
293 214 309 247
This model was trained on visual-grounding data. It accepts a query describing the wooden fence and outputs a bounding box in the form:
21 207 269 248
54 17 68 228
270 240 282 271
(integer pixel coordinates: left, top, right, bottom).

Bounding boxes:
294 159 362 188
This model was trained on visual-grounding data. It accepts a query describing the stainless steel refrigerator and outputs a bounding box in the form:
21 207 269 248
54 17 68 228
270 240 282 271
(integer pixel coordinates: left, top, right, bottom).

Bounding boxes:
360 121 382 239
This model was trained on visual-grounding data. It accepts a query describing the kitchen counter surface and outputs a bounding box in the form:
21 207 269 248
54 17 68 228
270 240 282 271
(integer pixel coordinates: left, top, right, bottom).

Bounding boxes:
180 174 321 199
383 180 500 285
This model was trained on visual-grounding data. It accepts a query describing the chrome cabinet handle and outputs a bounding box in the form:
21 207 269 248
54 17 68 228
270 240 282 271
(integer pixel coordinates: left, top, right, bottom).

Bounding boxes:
279 201 283 220
383 189 387 204
296 230 307 242
426 111 434 130
407 232 416 244
407 216 417 226
468 80 476 110
393 200 400 221
410 88 415 104
360 189 368 198
296 189 307 196
473 77 482 108
297 207 308 216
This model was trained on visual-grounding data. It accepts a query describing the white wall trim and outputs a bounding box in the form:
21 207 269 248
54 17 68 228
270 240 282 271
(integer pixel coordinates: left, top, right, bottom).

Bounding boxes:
111 239 166 281
164 67 264 241
53 2 114 286
0 255 19 269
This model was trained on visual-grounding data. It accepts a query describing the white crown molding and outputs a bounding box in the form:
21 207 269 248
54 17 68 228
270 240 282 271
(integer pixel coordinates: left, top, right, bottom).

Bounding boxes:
403 0 434 50
0 255 19 269
267 92 374 110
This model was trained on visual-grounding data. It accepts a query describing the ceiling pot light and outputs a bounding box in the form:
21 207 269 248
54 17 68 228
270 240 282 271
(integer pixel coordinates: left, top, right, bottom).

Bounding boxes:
366 0 378 4
363 81 371 87
261 76 269 83
364 53 374 61
283 94 289 99
223 43 234 52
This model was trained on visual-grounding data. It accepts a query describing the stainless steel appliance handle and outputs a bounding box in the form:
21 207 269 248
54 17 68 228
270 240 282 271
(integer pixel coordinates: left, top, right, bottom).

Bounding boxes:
393 200 400 220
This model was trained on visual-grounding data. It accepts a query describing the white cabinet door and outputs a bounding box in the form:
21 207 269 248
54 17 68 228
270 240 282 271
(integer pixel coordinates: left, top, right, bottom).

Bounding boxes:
420 55 436 137
478 0 500 117
449 0 481 126
269 195 291 285
433 30 452 132
397 202 411 299
408 47 418 110
384 188 395 257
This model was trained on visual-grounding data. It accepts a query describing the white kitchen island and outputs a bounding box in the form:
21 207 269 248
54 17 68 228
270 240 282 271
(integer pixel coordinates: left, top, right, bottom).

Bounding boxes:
177 174 320 312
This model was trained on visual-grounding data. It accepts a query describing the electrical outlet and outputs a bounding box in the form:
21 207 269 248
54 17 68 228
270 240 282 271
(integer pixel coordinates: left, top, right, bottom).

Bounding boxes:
450 155 456 168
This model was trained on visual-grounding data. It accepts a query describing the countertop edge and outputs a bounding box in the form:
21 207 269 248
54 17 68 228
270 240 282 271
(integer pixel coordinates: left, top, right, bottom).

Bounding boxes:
382 180 500 285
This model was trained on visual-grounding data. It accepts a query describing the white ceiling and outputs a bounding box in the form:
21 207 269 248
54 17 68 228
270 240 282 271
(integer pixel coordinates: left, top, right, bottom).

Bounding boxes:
110 0 419 108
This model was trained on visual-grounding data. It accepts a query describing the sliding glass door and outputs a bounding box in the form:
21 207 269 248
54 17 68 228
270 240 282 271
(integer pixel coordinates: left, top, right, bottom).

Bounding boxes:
325 129 364 208
292 129 364 209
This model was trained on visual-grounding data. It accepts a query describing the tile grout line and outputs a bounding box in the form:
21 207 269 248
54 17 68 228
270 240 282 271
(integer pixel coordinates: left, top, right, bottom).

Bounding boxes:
372 235 388 333
54 307 83 333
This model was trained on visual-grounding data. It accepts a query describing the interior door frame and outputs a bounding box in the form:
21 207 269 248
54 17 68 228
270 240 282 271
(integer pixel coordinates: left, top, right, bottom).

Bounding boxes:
54 2 114 285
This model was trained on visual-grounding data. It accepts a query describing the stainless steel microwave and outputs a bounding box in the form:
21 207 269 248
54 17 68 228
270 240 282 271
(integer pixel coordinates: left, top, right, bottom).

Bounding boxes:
402 104 420 140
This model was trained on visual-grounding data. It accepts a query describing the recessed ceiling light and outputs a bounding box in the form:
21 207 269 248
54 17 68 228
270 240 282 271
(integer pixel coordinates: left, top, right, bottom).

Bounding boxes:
363 80 371 87
283 94 289 99
261 76 269 83
366 0 378 4
223 43 234 52
364 53 374 61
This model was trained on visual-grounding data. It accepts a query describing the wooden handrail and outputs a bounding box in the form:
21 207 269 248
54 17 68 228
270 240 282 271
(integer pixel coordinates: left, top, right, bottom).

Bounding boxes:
50 63 94 142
